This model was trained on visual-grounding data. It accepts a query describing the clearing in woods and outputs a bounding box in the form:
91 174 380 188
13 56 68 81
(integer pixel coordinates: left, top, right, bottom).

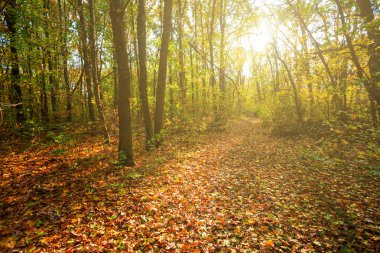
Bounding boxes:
0 118 379 252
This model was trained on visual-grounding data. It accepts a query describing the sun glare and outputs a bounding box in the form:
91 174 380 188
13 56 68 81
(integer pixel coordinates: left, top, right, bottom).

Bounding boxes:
240 19 275 76
239 19 275 53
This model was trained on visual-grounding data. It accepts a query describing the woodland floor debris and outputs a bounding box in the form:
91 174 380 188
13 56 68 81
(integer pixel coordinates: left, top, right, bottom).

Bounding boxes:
0 118 379 252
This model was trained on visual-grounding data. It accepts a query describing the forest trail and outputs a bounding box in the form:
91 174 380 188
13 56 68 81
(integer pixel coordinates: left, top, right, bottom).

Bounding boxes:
1 118 379 252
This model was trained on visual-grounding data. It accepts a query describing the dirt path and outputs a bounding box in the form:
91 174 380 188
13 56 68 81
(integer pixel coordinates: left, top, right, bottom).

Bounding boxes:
1 118 379 252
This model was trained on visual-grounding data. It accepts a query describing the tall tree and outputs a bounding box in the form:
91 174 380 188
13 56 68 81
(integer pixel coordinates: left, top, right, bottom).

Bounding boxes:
355 0 380 120
88 0 110 141
177 0 186 113
334 0 377 125
110 0 135 165
286 0 340 111
218 0 226 121
208 0 218 118
58 0 71 121
78 0 96 122
4 0 25 123
154 0 173 137
43 0 58 121
137 0 154 149
40 48 49 122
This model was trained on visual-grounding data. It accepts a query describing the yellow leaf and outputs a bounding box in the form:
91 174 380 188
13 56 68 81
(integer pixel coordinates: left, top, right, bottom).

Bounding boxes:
72 204 82 210
264 239 274 248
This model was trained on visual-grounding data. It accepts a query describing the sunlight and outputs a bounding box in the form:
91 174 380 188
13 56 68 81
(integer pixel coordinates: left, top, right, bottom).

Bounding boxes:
240 19 275 76
239 19 275 53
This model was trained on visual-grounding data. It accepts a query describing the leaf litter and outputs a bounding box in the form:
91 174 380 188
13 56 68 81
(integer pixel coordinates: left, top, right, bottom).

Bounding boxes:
0 118 379 252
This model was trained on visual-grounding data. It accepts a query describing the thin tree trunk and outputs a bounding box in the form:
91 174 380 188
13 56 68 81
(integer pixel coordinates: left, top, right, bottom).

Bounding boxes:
208 0 217 118
43 0 58 121
27 49 34 120
154 0 173 137
137 0 154 149
266 53 276 93
190 46 195 112
274 46 303 123
177 0 186 114
300 25 314 118
89 0 110 141
274 51 279 92
286 0 339 111
169 63 174 119
78 0 96 122
218 0 226 121
41 54 49 122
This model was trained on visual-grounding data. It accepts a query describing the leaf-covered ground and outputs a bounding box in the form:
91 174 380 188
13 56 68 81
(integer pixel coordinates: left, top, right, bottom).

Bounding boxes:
1 118 379 252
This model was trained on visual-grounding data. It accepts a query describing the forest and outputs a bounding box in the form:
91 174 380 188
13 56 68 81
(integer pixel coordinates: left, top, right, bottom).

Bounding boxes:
0 0 379 251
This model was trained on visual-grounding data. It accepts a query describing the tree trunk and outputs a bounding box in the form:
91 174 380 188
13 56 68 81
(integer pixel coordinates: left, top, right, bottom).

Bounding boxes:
218 0 226 121
169 63 174 118
40 55 49 122
4 0 25 123
43 0 58 121
208 0 217 118
89 0 110 141
110 0 134 166
286 0 339 111
335 0 377 124
58 0 72 122
113 49 119 107
154 0 173 137
300 24 314 118
78 0 96 122
274 46 303 123
355 0 380 121
137 0 154 149
177 0 186 114
190 46 195 112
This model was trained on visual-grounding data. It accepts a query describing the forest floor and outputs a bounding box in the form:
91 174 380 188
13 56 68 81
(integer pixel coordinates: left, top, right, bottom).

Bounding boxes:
0 117 379 252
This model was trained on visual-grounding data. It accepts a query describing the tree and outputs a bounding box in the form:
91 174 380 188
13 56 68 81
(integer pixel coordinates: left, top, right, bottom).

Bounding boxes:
218 0 226 122
88 0 110 141
43 0 58 121
273 45 303 122
137 0 154 149
78 0 96 122
355 0 380 121
334 0 377 125
154 0 173 137
208 0 218 118
285 0 340 111
4 0 25 123
110 0 135 166
177 0 186 114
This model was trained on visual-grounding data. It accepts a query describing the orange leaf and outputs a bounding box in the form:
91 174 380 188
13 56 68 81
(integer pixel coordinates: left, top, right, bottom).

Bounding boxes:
264 239 274 248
